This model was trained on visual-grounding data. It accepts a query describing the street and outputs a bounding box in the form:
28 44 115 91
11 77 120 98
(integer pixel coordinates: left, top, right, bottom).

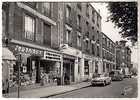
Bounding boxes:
49 77 137 98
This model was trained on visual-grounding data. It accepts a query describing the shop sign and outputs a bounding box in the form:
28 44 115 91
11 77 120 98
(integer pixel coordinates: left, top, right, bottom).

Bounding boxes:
14 45 44 56
44 51 61 62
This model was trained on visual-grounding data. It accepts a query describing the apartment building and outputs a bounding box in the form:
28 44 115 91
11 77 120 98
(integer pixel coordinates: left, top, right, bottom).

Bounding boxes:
101 32 116 73
59 3 102 82
2 2 63 89
2 2 113 92
115 40 132 72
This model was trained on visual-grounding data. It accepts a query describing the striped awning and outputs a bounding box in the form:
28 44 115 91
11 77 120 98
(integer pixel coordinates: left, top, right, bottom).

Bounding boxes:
2 47 16 60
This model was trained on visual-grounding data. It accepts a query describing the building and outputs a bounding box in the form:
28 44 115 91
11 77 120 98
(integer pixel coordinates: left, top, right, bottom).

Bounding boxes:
59 3 102 82
2 2 63 91
2 2 117 92
101 32 116 73
115 40 132 73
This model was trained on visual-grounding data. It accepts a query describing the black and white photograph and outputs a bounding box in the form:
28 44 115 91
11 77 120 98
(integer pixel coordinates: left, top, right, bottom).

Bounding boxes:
1 0 139 98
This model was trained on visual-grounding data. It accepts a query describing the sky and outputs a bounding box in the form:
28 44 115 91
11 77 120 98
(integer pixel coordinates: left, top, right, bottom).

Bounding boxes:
91 3 138 64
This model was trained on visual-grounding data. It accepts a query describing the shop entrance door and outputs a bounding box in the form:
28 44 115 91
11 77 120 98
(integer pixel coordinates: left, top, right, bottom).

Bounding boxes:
63 63 70 84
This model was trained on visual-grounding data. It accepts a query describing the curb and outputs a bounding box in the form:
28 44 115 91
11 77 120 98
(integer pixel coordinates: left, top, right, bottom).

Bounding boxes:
42 84 91 98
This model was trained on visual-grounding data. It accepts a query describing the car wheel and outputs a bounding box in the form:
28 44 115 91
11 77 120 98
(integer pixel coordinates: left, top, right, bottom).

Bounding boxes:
91 84 95 87
109 80 111 84
103 81 106 86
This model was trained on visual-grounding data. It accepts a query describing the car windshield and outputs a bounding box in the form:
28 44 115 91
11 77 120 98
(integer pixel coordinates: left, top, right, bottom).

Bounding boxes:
92 73 108 78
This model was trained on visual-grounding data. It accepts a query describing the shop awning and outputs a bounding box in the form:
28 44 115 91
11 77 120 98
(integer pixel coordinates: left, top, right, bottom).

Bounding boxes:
2 47 16 60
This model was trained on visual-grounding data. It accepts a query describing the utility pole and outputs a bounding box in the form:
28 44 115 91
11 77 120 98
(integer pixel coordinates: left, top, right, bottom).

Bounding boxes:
17 53 21 98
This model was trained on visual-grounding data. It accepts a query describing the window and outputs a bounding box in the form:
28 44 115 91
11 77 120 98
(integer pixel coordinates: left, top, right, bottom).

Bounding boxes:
66 5 71 19
77 3 81 10
77 15 81 27
97 46 100 57
24 2 36 9
66 29 71 45
86 4 89 17
85 40 89 51
92 35 95 41
43 23 51 45
77 32 81 47
103 62 105 72
43 3 51 17
97 14 99 27
84 61 89 75
92 10 95 23
92 44 95 55
78 58 81 74
25 15 35 41
85 32 89 38
2 9 6 38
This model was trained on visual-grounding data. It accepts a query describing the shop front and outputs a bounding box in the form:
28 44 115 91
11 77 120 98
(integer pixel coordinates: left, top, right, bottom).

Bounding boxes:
9 44 44 87
40 50 62 85
63 54 75 85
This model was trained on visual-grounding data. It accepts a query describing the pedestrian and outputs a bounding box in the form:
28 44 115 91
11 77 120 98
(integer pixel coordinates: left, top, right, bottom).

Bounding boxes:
40 71 45 86
64 73 70 85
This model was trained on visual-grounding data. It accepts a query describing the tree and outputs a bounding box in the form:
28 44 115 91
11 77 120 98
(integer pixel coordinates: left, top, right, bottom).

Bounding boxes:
107 2 137 44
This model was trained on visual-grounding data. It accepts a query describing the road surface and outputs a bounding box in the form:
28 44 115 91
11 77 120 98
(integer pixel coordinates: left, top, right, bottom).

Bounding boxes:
49 77 137 98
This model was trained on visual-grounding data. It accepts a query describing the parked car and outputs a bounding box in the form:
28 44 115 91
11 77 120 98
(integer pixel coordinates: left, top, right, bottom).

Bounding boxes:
91 73 112 86
124 73 132 78
109 70 124 81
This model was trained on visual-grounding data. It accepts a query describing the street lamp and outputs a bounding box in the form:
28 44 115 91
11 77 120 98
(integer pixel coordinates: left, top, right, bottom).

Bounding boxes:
15 53 22 98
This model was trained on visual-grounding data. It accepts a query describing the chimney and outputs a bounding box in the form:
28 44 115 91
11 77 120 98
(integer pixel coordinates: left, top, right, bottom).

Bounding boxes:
119 40 127 47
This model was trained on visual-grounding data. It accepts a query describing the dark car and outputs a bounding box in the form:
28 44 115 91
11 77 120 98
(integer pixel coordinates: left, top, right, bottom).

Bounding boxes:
109 70 124 81
124 73 132 78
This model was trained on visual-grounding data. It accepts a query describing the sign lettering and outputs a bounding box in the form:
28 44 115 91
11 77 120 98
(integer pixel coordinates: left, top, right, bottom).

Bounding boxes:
14 45 43 56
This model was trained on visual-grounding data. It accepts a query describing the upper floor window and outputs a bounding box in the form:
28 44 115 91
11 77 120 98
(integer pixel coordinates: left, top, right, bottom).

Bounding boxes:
97 15 100 27
43 3 51 17
66 29 72 45
25 15 35 41
85 40 89 50
43 23 51 45
2 9 6 38
92 10 95 23
77 32 81 47
66 5 71 19
97 46 100 57
86 4 89 17
77 3 82 10
85 32 89 38
86 21 89 30
24 2 36 9
92 35 95 41
92 44 95 55
77 15 81 27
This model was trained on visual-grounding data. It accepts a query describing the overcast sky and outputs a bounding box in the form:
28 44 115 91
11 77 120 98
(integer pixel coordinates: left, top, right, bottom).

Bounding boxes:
91 3 138 63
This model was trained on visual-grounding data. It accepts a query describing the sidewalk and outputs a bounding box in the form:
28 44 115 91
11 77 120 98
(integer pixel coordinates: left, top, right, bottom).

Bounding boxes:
3 82 91 98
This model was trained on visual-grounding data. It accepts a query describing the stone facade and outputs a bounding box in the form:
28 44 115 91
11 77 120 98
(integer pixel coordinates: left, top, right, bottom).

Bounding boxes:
2 2 120 87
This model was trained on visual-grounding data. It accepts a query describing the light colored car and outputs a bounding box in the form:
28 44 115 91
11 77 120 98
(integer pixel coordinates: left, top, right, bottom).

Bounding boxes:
91 73 112 86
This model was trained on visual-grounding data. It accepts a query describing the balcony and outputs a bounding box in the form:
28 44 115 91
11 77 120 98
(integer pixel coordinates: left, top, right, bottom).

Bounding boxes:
66 17 72 25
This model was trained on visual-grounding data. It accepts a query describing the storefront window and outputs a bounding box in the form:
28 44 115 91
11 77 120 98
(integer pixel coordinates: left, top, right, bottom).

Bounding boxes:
84 61 89 75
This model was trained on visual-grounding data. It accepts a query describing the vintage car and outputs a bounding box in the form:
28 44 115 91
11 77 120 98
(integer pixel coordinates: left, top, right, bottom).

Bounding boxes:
124 73 132 78
109 70 124 81
91 73 112 86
